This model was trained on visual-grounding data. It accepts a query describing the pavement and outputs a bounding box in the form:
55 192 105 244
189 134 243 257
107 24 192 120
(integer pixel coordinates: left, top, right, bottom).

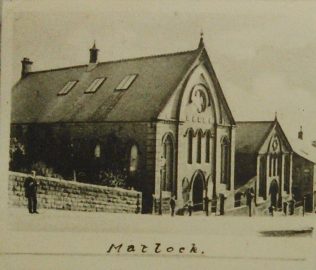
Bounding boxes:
2 207 316 270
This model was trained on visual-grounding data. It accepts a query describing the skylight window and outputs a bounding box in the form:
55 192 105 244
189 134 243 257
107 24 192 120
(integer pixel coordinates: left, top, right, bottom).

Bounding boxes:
116 74 137 90
57 80 78 96
84 77 106 94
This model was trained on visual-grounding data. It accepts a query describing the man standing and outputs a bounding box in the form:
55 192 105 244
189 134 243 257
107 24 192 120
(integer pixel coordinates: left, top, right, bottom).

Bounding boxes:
245 188 254 217
169 196 176 217
188 201 193 216
24 171 38 214
204 196 210 216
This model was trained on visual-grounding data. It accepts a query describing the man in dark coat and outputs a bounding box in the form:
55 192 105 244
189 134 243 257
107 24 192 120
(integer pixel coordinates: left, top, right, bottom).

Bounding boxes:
219 194 227 216
245 188 254 217
169 196 176 217
24 172 38 214
204 196 210 216
188 201 193 216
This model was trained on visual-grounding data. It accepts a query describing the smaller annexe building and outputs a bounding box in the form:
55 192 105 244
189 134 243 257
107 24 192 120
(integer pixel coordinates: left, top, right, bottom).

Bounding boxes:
235 119 316 212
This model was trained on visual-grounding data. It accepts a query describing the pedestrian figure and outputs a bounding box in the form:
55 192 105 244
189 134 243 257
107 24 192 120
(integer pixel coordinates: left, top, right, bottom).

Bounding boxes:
170 196 176 217
188 200 193 216
283 201 288 216
245 188 254 217
288 199 295 215
24 171 38 214
204 196 210 216
268 205 274 216
219 194 226 215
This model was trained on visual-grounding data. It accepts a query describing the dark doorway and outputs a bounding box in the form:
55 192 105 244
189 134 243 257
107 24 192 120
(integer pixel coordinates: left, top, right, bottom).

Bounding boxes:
269 180 279 208
192 173 204 211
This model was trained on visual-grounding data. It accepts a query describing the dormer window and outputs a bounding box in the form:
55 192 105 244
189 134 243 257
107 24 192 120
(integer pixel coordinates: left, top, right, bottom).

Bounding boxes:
84 77 106 94
57 80 78 96
115 74 137 90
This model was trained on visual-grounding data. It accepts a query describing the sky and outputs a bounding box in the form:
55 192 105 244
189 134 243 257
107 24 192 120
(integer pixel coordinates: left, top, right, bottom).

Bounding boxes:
4 0 316 142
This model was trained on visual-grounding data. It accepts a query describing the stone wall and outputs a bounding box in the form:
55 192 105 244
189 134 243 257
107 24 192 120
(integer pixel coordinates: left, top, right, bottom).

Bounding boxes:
11 121 154 213
8 172 142 213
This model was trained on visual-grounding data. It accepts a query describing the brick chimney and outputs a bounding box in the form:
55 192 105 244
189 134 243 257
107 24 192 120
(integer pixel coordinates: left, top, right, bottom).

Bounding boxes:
21 57 33 78
89 41 99 63
298 126 303 140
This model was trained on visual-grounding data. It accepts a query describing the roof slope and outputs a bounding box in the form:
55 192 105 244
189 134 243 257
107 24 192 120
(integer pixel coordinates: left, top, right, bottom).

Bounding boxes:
235 121 274 153
288 135 316 163
12 49 199 123
236 121 316 164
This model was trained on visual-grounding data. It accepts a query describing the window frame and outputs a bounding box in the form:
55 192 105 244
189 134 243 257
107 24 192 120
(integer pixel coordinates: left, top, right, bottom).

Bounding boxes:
196 130 202 164
220 136 230 185
129 144 139 173
84 77 106 94
57 80 78 96
115 74 138 91
205 130 211 163
187 129 193 164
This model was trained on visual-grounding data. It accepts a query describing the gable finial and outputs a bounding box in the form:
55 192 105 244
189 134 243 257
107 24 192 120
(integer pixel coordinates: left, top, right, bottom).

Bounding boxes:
198 30 204 49
298 125 303 140
274 111 278 121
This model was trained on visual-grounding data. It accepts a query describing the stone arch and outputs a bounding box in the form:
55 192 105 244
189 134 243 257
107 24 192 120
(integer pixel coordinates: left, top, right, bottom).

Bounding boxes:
181 177 190 204
185 128 194 164
161 132 176 196
176 64 221 124
190 170 206 211
195 129 203 163
205 174 213 198
220 136 231 187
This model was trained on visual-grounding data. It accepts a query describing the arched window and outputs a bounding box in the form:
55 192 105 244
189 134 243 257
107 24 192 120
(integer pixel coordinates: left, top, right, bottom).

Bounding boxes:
187 129 193 164
163 134 175 194
220 137 230 187
205 130 211 163
129 144 138 173
94 143 101 158
196 130 202 163
182 177 190 203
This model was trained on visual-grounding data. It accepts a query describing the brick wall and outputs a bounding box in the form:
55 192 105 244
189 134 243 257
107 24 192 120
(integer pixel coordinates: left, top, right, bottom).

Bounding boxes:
8 172 142 213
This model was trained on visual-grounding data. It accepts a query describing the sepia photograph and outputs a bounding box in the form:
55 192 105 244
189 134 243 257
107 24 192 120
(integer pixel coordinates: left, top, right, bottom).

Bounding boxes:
1 0 316 269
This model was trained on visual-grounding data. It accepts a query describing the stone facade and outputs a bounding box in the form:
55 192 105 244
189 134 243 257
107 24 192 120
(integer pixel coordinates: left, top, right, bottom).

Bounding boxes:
10 39 236 215
8 172 142 213
153 56 236 213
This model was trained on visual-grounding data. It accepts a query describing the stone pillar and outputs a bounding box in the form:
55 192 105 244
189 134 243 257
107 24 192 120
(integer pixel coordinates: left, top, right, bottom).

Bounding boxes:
256 154 261 203
229 126 236 192
281 154 285 192
289 152 293 197
266 154 270 200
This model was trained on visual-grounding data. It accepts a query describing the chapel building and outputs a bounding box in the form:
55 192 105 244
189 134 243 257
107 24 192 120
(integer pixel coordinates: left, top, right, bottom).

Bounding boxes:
235 118 316 212
10 37 236 213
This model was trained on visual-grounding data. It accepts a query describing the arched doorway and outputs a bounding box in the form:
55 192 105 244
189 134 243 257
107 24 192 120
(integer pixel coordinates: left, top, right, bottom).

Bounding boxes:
192 173 204 211
269 180 279 208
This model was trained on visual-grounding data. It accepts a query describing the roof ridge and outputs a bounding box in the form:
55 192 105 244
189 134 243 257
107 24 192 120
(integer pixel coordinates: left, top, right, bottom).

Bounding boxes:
236 120 274 124
26 48 198 75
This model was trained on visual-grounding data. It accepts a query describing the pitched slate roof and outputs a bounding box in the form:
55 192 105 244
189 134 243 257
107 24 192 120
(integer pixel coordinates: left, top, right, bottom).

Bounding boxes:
235 121 274 154
236 120 316 164
288 135 316 164
12 49 200 123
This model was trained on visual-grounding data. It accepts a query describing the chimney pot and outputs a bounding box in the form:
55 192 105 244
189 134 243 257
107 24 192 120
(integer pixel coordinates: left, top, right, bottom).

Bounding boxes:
21 57 33 78
89 41 99 63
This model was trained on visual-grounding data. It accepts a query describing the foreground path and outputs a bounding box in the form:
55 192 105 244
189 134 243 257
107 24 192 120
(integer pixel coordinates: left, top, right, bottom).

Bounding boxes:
2 207 316 270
